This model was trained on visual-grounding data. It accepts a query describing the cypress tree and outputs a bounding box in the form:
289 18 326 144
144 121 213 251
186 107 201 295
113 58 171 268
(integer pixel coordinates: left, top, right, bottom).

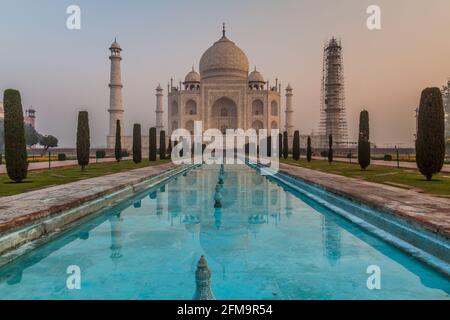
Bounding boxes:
3 89 28 182
167 137 172 159
416 88 445 180
283 131 288 159
278 133 283 159
293 130 300 161
149 127 157 161
328 134 333 164
132 123 142 164
115 120 122 162
76 111 90 171
307 136 312 162
358 110 371 170
159 130 166 160
267 136 272 157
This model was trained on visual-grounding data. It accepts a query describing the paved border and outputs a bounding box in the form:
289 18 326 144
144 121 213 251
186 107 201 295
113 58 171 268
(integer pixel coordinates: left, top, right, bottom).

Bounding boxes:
0 162 178 234
278 163 450 239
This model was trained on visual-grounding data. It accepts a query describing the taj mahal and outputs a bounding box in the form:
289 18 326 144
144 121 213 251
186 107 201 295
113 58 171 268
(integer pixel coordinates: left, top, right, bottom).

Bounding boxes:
106 25 295 150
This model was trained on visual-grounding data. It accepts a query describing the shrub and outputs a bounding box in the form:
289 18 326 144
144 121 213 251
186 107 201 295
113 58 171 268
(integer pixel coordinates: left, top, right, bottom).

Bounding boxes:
167 138 172 159
115 120 122 162
121 150 129 157
328 134 333 163
4 89 28 182
76 111 90 171
159 130 166 160
358 110 371 170
307 136 312 162
320 150 329 158
416 88 445 180
149 127 157 161
96 150 106 159
278 133 283 158
283 131 288 159
57 153 66 161
267 136 272 157
383 154 392 161
293 130 300 161
132 123 142 164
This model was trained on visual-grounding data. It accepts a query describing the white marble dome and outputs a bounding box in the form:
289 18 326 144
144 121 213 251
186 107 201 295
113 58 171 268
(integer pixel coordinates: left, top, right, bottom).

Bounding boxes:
200 35 249 80
184 68 201 83
248 68 265 83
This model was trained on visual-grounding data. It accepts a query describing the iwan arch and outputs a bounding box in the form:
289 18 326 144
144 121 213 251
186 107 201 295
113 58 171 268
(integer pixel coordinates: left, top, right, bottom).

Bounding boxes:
107 25 295 149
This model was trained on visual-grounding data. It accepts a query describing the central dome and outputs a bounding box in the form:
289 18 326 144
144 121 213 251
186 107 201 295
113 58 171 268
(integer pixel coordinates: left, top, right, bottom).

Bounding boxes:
199 34 249 80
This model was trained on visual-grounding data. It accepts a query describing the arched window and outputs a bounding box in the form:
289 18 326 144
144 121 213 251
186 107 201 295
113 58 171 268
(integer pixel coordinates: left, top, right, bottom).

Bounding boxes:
221 107 228 117
252 100 264 116
185 100 197 115
171 121 178 131
252 120 264 132
271 189 278 205
171 101 178 116
271 101 278 116
271 121 278 129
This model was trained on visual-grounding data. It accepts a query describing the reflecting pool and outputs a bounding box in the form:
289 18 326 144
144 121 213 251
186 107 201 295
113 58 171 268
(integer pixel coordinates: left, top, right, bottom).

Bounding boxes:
0 165 448 299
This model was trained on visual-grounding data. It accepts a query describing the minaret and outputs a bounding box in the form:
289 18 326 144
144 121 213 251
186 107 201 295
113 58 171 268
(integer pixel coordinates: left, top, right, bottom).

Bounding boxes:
285 84 294 140
108 39 124 148
155 84 164 139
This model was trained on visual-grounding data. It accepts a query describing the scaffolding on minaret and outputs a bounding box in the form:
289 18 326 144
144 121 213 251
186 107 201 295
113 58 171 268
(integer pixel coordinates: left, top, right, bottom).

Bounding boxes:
319 38 348 148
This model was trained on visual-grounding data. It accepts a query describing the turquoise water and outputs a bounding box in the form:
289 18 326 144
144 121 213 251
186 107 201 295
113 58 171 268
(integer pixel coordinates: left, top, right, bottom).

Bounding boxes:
0 164 449 300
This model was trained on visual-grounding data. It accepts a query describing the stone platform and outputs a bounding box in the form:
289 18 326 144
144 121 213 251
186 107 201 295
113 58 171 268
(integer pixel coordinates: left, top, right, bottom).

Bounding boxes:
0 162 176 235
279 163 450 239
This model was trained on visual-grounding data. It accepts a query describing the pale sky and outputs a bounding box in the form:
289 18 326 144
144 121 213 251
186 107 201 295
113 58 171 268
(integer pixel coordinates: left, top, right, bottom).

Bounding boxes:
0 0 449 147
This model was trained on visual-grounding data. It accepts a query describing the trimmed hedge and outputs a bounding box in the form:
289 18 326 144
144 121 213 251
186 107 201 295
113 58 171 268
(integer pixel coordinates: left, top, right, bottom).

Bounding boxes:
358 110 371 170
4 89 28 182
115 120 122 162
149 127 157 161
76 111 90 170
133 123 142 164
416 87 445 180
293 130 300 160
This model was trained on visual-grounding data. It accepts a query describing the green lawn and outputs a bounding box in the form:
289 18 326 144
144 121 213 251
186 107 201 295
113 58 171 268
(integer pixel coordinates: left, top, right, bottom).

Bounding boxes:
281 158 450 197
0 159 169 197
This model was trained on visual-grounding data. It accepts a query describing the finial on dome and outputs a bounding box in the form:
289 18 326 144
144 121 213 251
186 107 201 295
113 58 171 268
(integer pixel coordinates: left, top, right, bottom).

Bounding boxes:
222 22 226 37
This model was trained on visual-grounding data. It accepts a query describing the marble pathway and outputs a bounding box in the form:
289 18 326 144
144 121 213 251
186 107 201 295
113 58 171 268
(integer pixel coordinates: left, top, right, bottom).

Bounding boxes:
0 162 175 234
279 163 450 239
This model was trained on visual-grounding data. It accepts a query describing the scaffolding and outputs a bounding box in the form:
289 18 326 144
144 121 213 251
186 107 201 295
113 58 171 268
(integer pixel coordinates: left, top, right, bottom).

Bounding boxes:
319 38 349 148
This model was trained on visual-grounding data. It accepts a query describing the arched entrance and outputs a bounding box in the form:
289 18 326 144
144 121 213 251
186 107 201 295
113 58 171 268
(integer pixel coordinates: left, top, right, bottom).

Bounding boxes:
212 97 238 133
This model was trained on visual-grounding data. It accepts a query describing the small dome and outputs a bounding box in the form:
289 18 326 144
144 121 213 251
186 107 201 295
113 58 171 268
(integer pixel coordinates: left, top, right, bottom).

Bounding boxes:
199 32 249 80
184 68 200 83
156 84 163 91
110 39 121 50
248 68 265 83
286 84 293 91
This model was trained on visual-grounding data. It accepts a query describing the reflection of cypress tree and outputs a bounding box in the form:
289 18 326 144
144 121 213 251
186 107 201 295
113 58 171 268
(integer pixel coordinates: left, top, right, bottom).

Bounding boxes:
321 216 341 266
109 212 123 265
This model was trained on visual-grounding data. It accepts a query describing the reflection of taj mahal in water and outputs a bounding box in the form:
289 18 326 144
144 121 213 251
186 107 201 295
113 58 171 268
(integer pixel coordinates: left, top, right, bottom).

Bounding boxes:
0 165 342 287
106 25 295 149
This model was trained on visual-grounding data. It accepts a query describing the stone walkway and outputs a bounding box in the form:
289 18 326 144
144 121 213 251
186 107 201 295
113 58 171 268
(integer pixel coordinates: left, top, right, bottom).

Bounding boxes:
279 163 450 239
0 162 175 234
